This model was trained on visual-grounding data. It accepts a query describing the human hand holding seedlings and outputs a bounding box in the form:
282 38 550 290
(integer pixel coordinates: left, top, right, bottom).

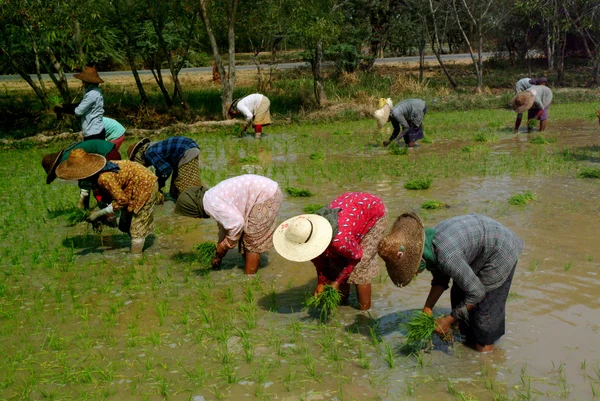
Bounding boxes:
86 205 114 222
422 307 433 316
211 241 228 269
434 315 455 340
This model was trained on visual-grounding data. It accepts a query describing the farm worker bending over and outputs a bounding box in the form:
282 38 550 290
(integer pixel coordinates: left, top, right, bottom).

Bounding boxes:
378 213 523 353
41 140 121 209
55 149 160 254
228 93 272 138
274 192 387 311
174 175 283 275
513 77 548 133
128 136 201 200
512 84 553 133
103 117 126 150
54 67 105 141
375 98 427 148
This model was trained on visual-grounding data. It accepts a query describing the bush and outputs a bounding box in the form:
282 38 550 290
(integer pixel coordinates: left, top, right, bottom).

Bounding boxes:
324 43 362 73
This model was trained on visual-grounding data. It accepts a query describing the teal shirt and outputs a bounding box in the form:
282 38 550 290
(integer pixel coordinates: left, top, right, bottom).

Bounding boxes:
103 117 126 141
60 140 115 163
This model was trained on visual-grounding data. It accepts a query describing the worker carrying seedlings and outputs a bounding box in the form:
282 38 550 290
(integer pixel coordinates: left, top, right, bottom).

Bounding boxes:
128 136 201 201
54 67 106 141
41 140 122 210
512 82 552 134
378 213 523 353
55 149 160 254
174 174 283 275
274 192 387 311
227 93 272 138
375 98 427 149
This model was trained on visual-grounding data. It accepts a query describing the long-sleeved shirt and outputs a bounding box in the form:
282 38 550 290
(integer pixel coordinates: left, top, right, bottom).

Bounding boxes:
97 160 157 213
103 117 126 141
427 214 523 323
527 85 553 110
235 94 266 122
312 192 386 284
514 78 533 93
75 85 104 137
202 174 279 249
144 137 199 186
389 98 426 139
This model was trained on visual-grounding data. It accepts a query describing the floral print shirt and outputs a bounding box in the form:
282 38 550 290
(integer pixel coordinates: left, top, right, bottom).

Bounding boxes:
97 160 157 213
312 192 387 284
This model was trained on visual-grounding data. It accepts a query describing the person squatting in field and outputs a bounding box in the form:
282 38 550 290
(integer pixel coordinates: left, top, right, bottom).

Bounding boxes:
374 98 427 149
228 93 272 138
512 81 552 133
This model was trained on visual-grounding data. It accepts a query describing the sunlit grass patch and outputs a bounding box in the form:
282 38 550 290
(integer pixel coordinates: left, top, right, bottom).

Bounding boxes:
404 177 433 190
285 187 314 197
508 191 536 205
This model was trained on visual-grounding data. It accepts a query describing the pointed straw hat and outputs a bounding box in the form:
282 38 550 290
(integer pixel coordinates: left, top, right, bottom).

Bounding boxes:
374 98 393 128
511 91 535 113
127 138 151 163
273 214 333 262
73 66 104 84
377 212 425 287
55 148 106 181
41 149 66 184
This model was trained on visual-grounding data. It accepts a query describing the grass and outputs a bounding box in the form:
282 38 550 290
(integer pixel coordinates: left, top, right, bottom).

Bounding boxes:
421 200 446 210
389 142 409 155
508 190 536 205
303 203 325 214
528 135 557 145
195 242 217 267
577 167 600 178
65 208 89 226
304 285 342 322
404 177 433 190
285 187 314 197
402 312 438 353
309 151 325 161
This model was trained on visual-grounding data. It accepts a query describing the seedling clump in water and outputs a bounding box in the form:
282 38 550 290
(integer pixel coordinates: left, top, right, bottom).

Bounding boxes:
508 191 536 205
389 142 408 155
421 200 446 210
529 135 557 145
309 151 325 161
195 242 217 267
577 167 600 179
305 285 341 322
402 311 438 353
404 177 433 190
286 187 314 197
303 203 325 214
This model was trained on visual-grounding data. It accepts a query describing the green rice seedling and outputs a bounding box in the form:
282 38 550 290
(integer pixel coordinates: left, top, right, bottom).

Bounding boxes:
285 187 314 197
421 136 433 144
195 242 217 267
462 145 476 153
303 203 325 214
309 151 325 161
404 177 433 190
384 341 395 368
421 200 446 210
389 142 409 155
564 260 572 272
305 285 342 322
239 155 259 163
472 132 495 142
65 208 89 226
527 119 538 130
528 135 557 145
508 191 536 205
402 312 438 353
577 167 600 178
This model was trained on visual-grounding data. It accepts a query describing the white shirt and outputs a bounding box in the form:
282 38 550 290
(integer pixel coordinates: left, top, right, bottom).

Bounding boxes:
235 94 266 122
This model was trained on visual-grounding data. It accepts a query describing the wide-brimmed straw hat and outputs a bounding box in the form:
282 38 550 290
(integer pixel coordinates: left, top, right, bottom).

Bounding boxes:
41 149 66 184
127 138 151 163
55 148 106 181
511 91 534 113
374 98 393 128
73 67 104 84
273 214 333 262
377 212 425 287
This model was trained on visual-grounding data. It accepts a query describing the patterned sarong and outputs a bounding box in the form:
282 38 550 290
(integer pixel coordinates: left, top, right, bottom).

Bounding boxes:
170 149 201 200
253 97 272 126
119 183 159 239
242 187 282 253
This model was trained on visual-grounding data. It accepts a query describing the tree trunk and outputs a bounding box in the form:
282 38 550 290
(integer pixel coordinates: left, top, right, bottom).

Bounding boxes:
0 45 50 109
28 31 48 97
453 0 480 91
428 0 458 89
311 41 327 108
46 47 72 103
150 56 174 107
556 30 566 86
73 17 86 68
477 24 484 90
545 19 554 71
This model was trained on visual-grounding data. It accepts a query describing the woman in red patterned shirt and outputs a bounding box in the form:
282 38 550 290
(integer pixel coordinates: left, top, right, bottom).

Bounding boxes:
274 192 387 310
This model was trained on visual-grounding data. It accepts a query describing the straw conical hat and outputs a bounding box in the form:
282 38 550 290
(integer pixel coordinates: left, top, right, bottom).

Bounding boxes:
273 214 333 262
55 148 106 181
73 66 104 84
511 91 534 113
41 149 65 184
374 101 392 128
377 212 425 287
127 138 151 163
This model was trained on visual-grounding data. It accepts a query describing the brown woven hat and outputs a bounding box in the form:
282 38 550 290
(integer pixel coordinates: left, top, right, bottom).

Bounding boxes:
127 138 151 163
227 99 240 117
55 148 106 181
41 149 65 184
511 91 534 113
377 212 425 287
73 66 104 84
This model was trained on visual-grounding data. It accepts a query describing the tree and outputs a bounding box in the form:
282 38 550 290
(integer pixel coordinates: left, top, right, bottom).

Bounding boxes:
564 0 600 86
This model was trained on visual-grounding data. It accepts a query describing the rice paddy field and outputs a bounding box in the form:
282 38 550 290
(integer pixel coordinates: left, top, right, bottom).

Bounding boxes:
1 100 600 401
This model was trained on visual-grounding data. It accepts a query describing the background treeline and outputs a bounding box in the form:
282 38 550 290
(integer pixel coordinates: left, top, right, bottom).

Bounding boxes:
1 0 599 116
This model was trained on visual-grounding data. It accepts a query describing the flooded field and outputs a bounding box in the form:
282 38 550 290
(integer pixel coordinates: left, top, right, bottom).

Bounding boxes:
1 106 599 400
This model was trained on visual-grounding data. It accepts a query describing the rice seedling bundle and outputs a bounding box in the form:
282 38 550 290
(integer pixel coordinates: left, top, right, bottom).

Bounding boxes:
421 200 445 210
577 167 600 179
303 203 325 214
195 242 217 267
508 190 536 205
309 151 325 161
389 142 408 155
65 208 89 226
404 177 433 190
239 155 259 163
402 311 437 352
285 187 314 197
528 135 557 145
527 119 538 129
305 285 341 322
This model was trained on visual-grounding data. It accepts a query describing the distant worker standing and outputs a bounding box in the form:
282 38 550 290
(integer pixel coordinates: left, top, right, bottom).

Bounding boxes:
513 77 548 133
103 117 126 150
228 93 272 138
512 84 553 133
375 98 427 148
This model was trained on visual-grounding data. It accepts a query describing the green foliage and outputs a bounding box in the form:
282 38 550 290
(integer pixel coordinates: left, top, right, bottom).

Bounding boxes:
303 204 325 214
389 142 409 155
195 242 217 267
508 191 536 205
404 177 433 190
285 187 314 197
305 285 341 322
577 167 600 178
402 312 437 353
324 43 362 73
421 200 446 210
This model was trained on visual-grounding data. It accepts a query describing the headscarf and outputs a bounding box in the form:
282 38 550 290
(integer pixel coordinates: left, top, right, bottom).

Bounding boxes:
174 186 210 218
